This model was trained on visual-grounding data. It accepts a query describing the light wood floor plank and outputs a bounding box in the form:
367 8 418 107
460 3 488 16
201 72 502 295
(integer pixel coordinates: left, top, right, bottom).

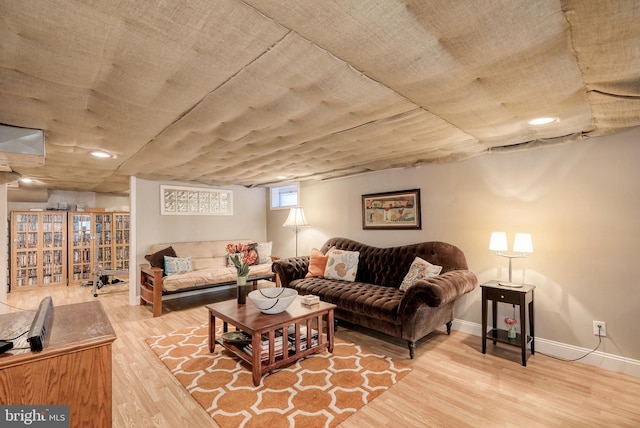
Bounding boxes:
5 284 640 427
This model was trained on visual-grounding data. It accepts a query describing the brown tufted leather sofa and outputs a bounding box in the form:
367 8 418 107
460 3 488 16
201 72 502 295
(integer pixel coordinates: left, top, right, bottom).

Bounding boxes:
272 237 478 358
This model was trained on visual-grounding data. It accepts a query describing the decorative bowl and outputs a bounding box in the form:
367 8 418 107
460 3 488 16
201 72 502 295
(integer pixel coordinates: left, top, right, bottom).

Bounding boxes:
248 288 298 314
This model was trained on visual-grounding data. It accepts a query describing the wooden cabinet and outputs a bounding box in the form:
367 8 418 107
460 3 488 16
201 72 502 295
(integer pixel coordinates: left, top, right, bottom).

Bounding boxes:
0 300 116 427
67 212 93 285
93 213 113 270
112 212 130 271
10 211 67 288
9 210 129 287
68 211 130 285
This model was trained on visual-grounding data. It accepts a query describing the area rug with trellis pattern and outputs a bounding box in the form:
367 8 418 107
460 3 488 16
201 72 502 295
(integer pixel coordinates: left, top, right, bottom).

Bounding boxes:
146 322 411 427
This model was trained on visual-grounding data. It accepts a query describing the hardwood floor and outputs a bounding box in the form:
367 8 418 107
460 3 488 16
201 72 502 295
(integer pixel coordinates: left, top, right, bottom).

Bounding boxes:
5 284 640 427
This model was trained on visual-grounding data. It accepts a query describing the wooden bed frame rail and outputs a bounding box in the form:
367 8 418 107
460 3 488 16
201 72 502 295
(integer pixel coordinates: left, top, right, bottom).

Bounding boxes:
139 265 165 317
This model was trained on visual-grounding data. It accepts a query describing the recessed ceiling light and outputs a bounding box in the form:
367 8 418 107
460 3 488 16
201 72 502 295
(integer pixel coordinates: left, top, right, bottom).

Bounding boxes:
19 177 33 183
527 117 557 126
90 150 112 158
276 175 287 180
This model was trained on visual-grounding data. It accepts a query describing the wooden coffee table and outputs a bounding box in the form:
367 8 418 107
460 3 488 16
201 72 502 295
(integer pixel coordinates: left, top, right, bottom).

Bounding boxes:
207 296 336 386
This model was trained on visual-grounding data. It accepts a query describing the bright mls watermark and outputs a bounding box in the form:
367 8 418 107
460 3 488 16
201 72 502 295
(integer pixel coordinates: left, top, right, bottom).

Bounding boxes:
0 406 69 427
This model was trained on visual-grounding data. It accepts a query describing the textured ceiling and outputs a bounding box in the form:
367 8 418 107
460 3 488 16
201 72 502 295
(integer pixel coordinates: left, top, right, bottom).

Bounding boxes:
0 0 639 193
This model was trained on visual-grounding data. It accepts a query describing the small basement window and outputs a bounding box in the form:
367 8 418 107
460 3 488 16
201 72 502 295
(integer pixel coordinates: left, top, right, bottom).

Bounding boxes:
270 183 299 210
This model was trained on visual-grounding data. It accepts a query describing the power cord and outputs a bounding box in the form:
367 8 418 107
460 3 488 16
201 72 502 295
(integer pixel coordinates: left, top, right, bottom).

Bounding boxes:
538 325 603 362
0 302 37 345
0 329 29 342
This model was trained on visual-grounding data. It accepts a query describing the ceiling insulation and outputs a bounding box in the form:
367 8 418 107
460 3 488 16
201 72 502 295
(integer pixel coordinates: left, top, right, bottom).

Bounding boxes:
0 0 638 193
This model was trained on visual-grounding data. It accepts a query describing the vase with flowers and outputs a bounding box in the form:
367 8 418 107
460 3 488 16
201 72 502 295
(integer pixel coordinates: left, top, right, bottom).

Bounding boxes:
505 317 517 339
226 243 258 304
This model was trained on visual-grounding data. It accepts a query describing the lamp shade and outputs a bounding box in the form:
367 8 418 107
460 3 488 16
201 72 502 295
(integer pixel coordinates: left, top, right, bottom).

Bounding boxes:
513 232 533 254
283 207 309 228
489 231 508 252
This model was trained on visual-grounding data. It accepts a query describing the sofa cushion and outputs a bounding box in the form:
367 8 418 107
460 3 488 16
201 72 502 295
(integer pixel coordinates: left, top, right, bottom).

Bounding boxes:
324 249 359 282
191 257 226 271
161 262 273 292
399 257 442 291
306 248 330 278
290 278 402 324
145 246 177 269
149 240 255 259
164 256 193 276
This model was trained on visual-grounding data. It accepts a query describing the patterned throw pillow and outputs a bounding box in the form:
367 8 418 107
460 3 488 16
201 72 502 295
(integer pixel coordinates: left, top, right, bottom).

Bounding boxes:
246 243 260 265
399 257 442 291
256 241 273 264
227 253 243 268
164 256 193 276
227 244 260 267
324 249 359 282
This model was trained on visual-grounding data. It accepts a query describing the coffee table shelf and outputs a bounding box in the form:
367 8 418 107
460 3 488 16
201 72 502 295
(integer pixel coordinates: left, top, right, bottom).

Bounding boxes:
207 296 336 386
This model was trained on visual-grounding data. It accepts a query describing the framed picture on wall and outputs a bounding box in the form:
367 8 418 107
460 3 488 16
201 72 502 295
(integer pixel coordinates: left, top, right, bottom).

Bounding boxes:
362 189 421 230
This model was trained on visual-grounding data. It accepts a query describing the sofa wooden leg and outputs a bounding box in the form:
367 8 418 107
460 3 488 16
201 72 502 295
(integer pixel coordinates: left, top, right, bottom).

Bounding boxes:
446 321 452 335
333 319 339 332
408 341 415 359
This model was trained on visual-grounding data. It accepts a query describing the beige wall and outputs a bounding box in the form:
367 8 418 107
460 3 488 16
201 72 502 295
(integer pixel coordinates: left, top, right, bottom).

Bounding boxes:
267 127 640 362
135 178 267 266
8 189 129 212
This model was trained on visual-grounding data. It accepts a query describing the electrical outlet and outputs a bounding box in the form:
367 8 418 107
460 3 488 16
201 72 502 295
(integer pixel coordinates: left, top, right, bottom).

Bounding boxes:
593 321 607 337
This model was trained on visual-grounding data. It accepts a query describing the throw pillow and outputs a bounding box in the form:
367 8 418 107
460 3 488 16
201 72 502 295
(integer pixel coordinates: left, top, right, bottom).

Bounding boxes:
246 243 259 266
399 257 443 291
305 248 330 278
324 249 359 282
227 243 260 267
164 256 193 276
145 246 177 269
227 253 243 268
256 241 273 264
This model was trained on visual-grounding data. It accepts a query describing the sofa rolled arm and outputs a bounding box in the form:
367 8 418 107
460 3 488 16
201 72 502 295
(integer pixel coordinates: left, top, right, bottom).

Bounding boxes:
272 256 310 288
399 270 478 314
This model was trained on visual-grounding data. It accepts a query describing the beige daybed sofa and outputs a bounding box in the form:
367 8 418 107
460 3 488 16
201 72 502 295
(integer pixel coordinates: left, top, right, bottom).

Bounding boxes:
140 239 273 317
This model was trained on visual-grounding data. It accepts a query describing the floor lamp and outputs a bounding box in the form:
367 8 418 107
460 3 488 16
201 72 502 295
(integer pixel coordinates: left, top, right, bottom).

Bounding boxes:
283 207 309 257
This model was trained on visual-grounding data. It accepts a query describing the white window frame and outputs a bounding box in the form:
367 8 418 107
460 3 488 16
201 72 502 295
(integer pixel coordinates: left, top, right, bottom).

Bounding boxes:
270 182 300 210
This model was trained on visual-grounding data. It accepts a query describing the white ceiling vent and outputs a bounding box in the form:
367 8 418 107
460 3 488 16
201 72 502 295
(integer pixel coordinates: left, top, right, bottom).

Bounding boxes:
0 123 45 167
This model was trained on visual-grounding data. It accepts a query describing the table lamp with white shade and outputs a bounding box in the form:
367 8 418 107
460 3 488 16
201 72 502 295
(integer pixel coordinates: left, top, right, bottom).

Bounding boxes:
489 231 533 287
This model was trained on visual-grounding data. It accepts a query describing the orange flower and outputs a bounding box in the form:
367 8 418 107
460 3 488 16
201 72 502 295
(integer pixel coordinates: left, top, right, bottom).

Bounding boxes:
227 242 256 277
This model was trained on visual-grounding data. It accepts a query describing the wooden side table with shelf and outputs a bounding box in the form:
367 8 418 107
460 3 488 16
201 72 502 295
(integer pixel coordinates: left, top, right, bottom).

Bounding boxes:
481 280 535 366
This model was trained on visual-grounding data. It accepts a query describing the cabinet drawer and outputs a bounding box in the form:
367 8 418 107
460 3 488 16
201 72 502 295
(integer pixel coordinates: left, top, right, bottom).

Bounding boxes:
485 287 520 305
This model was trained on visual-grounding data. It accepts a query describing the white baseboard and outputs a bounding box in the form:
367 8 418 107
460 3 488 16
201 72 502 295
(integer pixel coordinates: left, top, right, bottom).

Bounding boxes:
451 319 640 378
